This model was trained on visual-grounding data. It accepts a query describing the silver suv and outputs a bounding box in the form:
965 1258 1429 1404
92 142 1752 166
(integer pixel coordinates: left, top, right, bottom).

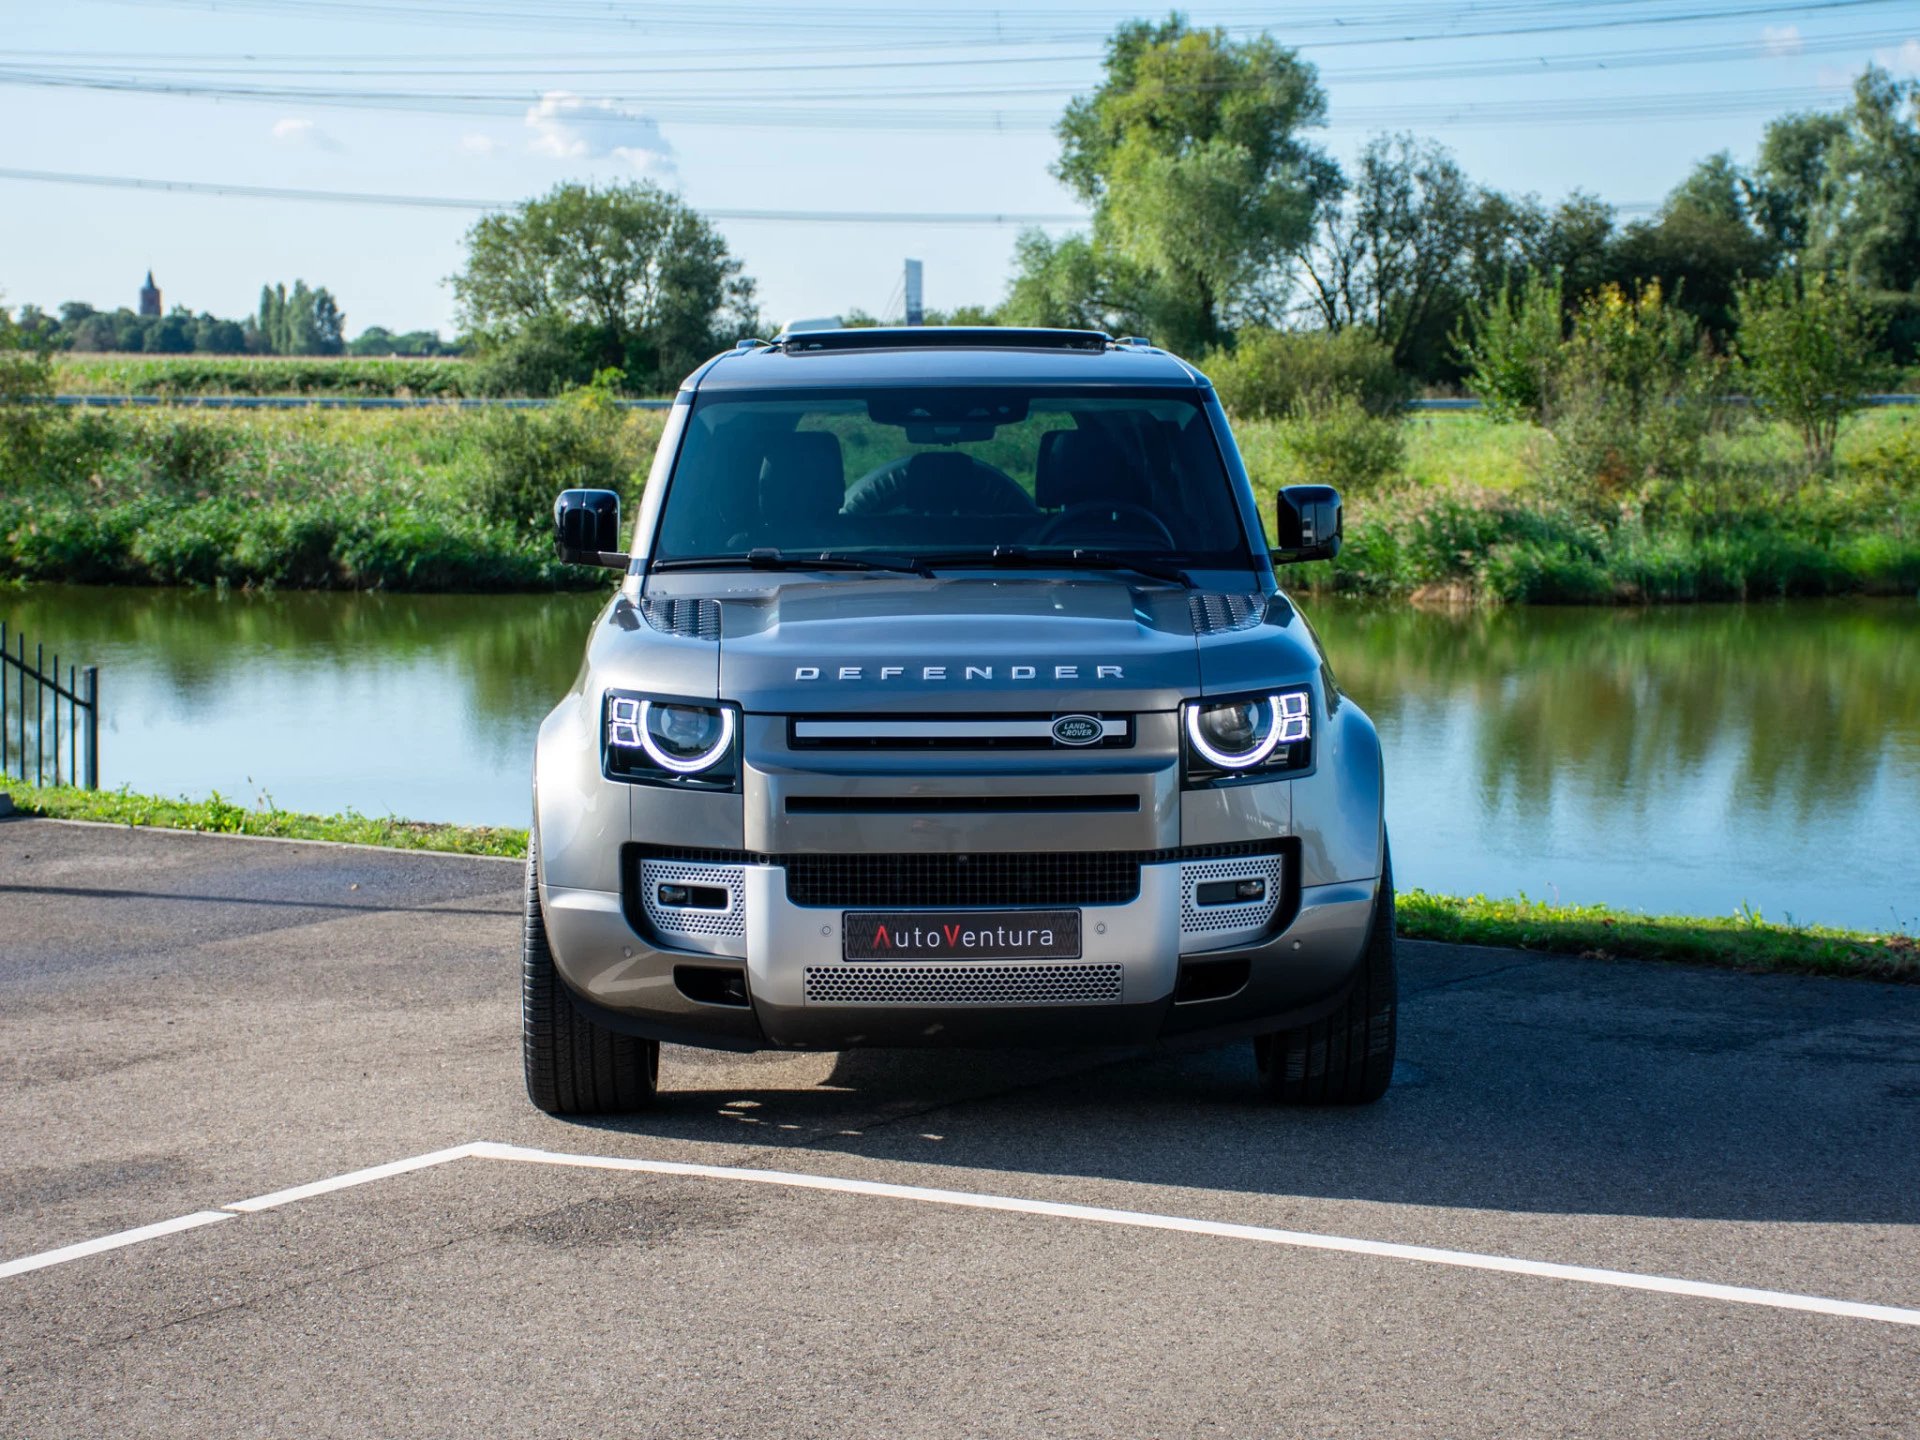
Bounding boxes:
524 328 1394 1112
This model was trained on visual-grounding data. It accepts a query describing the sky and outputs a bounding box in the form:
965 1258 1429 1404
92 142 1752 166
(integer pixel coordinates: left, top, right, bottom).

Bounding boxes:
1 0 1916 338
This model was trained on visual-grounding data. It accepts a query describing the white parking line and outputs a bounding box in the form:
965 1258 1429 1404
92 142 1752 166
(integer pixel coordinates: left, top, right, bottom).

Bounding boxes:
5 1140 1919 1328
0 1210 233 1280
221 1144 485 1213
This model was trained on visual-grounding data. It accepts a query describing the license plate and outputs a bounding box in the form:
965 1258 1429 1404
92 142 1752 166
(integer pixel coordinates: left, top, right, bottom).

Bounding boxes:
842 910 1082 961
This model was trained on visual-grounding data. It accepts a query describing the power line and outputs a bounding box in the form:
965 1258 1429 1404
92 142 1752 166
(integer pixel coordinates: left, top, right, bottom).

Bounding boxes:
0 166 1667 222
0 166 1089 224
0 66 1851 129
15 25 1908 91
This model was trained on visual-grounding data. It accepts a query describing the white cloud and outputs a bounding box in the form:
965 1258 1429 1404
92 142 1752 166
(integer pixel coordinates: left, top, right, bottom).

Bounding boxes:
1876 37 1920 77
1761 24 1803 58
271 116 342 151
459 131 504 157
524 90 675 175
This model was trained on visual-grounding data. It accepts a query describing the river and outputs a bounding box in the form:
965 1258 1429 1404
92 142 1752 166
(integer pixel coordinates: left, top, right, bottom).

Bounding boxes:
6 585 1916 932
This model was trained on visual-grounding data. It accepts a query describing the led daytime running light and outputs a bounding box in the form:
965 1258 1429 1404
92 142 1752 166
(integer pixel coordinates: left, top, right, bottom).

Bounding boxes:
1187 697 1283 770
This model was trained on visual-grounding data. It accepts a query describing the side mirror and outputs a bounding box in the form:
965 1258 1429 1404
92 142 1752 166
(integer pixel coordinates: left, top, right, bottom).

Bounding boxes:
553 489 629 569
1273 484 1343 564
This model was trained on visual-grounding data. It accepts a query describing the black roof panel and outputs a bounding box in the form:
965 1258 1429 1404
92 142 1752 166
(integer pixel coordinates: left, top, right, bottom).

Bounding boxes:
689 328 1203 392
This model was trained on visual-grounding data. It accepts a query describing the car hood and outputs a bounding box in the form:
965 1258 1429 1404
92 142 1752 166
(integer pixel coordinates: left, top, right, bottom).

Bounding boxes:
606 575 1324 714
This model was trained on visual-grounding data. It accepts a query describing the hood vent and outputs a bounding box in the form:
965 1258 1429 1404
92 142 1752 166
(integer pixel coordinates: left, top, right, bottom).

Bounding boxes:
640 596 722 641
1188 593 1265 635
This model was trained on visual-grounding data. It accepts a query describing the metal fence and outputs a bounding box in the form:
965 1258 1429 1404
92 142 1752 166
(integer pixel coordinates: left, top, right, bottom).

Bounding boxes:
1 622 98 790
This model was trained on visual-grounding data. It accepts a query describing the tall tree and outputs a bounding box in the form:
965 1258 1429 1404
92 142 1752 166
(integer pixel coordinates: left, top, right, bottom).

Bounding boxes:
1609 153 1778 344
1053 16 1335 355
453 181 757 393
1805 67 1920 294
1297 133 1515 375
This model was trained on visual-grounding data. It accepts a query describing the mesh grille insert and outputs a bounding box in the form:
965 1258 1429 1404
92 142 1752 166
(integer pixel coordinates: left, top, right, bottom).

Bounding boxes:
629 842 1286 912
1179 856 1285 941
804 963 1124 1006
787 851 1140 907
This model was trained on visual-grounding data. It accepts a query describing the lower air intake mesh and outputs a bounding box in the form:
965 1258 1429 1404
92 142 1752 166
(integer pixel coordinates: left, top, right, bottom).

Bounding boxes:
786 851 1140 907
804 963 1124 1006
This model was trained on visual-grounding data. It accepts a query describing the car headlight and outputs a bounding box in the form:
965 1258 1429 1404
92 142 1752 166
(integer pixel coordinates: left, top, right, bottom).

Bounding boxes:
605 693 739 786
1183 687 1312 784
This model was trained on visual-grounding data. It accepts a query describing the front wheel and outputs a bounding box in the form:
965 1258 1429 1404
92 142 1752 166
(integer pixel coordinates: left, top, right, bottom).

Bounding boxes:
522 832 659 1115
1253 848 1397 1105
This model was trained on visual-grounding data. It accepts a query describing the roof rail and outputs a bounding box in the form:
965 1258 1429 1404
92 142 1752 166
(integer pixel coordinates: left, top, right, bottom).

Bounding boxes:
778 326 1113 355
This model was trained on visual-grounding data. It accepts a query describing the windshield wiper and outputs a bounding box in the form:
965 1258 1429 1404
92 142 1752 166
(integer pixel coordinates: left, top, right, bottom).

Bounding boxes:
919 546 1193 587
651 548 930 577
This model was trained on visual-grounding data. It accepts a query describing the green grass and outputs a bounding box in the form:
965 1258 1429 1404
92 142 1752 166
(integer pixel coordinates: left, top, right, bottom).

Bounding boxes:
51 354 478 398
5 782 526 858
1400 889 1916 983
5 782 1913 981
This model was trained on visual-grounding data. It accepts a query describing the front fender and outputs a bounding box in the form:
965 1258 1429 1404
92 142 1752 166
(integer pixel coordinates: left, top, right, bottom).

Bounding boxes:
1293 693 1385 888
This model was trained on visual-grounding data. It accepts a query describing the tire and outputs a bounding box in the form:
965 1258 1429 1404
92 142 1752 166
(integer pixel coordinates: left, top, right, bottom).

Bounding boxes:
522 832 659 1115
1253 847 1397 1105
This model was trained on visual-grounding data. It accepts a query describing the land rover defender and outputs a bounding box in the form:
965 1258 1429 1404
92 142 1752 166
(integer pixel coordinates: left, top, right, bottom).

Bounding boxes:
524 328 1394 1113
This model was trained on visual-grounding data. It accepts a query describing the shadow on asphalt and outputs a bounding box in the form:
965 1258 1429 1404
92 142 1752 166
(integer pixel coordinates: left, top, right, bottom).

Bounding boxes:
561 945 1920 1227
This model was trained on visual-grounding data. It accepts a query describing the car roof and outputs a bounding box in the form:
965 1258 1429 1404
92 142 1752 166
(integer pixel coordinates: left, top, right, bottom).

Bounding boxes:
685 327 1207 393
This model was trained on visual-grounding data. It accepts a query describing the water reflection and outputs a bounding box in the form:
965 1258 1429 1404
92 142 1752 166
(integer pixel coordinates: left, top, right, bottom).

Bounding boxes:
5 586 1916 929
1312 599 1920 931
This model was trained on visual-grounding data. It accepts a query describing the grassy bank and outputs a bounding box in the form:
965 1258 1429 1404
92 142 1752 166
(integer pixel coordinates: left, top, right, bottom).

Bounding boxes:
1 397 1914 600
4 783 524 857
6 783 1913 981
0 393 667 590
1242 407 1920 604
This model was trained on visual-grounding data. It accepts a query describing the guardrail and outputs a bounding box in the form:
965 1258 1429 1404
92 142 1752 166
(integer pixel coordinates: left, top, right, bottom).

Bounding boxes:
1 622 98 790
40 394 1919 412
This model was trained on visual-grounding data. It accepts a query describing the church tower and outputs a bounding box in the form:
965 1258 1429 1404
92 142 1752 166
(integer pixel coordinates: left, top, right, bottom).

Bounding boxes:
138 270 161 317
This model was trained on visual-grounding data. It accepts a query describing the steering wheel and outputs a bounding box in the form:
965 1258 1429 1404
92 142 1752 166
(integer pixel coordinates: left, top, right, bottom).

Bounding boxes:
1034 502 1176 549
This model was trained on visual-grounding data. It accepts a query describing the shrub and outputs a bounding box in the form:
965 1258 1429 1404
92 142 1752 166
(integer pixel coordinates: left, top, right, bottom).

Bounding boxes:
1737 272 1890 468
0 305 54 471
468 371 651 537
1206 328 1411 421
1538 282 1727 513
1274 393 1406 494
1454 270 1564 423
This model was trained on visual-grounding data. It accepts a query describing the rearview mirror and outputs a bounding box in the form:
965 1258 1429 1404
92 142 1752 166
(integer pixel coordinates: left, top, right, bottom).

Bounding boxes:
553 489 628 569
1273 485 1343 564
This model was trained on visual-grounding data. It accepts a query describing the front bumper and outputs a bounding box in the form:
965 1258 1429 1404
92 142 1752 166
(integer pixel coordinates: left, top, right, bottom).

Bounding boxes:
541 862 1377 1052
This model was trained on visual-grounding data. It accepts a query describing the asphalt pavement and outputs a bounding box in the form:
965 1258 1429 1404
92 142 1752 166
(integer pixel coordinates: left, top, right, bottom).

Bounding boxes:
2 817 1916 1438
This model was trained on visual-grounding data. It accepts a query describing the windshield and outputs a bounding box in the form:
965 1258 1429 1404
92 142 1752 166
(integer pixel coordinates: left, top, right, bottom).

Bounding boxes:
652 387 1252 569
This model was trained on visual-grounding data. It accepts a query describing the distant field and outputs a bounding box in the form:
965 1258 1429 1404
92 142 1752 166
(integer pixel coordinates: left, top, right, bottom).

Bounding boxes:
52 354 478 398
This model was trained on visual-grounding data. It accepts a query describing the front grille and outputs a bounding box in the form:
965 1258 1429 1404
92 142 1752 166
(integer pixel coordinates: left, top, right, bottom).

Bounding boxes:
787 851 1141 907
785 794 1139 817
631 841 1285 912
804 962 1124 1006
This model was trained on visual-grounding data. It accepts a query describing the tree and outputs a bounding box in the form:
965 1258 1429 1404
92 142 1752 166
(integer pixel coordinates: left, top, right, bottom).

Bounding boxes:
1297 133 1496 373
1608 154 1777 344
1808 68 1920 295
0 299 53 463
1753 110 1848 256
1455 270 1566 423
453 181 758 393
1736 271 1888 467
1053 16 1335 354
252 281 346 355
997 230 1139 332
